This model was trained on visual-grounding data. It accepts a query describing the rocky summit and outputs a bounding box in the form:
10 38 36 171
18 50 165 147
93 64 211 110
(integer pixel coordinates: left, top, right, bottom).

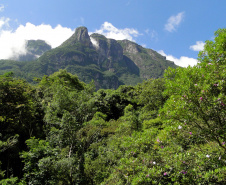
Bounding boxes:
61 27 92 47
0 26 177 89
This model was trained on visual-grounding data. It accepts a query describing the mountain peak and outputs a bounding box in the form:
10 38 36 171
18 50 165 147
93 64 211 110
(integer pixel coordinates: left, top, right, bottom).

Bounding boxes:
61 26 92 47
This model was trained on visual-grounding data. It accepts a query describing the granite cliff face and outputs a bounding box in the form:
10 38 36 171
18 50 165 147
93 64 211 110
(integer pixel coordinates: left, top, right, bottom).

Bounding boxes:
90 33 124 72
118 40 174 79
0 26 177 89
120 40 140 54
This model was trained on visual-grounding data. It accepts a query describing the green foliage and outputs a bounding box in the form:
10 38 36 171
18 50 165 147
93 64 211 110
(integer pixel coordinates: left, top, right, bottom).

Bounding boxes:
89 88 134 121
0 73 44 179
136 78 167 112
39 69 84 91
156 28 226 184
0 177 18 185
0 28 225 184
161 29 226 150
19 70 95 184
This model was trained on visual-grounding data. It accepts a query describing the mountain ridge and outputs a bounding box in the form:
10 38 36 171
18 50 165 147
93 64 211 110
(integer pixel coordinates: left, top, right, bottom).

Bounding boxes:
0 26 177 89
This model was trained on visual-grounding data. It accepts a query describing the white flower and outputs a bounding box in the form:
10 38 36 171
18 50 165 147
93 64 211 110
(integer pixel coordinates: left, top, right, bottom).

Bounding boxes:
153 161 156 164
178 125 182 129
206 154 210 158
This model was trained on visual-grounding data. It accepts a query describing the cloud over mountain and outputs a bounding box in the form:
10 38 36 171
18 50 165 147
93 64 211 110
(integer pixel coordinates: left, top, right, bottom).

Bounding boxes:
0 20 141 60
0 19 74 59
94 22 140 41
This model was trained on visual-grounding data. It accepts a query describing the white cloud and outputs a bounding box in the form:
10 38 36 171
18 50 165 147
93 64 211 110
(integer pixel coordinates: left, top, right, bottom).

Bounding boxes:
158 50 198 67
145 28 158 41
190 41 205 51
0 19 74 59
141 44 147 48
94 22 140 41
150 30 158 40
14 23 74 48
144 29 149 34
147 29 158 41
164 12 185 32
0 17 10 29
0 4 4 12
90 37 99 49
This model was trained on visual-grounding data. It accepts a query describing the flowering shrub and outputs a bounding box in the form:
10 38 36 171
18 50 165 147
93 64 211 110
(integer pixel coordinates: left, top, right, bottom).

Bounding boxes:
157 28 226 183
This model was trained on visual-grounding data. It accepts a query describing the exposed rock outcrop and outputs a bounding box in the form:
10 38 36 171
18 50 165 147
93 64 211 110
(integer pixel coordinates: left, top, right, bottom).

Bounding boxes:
90 33 123 62
61 27 92 47
119 40 141 54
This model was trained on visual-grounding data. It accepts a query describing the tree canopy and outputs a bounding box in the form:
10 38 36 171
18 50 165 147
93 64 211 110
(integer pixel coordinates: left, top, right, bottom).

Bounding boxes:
0 28 225 184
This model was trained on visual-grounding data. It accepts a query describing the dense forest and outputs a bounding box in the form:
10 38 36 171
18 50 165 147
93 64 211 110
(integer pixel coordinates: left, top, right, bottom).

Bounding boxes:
0 29 225 184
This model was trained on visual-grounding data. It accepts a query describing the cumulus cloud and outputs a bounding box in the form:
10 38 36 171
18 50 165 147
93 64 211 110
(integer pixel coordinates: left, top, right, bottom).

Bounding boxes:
158 50 198 67
164 12 185 32
190 41 205 51
94 22 140 41
0 4 4 12
0 19 74 59
13 23 74 48
0 20 141 60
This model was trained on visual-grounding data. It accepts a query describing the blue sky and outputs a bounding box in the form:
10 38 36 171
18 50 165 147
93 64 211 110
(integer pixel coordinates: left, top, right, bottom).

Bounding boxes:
0 0 225 67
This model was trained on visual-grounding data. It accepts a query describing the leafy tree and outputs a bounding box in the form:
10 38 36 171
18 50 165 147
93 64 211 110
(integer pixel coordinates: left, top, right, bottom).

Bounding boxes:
21 70 92 184
157 28 226 184
0 73 44 179
90 87 136 121
161 28 226 150
0 29 225 185
136 78 166 112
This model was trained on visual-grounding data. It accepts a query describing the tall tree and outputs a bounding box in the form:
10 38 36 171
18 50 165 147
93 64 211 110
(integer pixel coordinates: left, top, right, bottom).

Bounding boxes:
161 28 226 149
21 70 92 184
0 72 44 179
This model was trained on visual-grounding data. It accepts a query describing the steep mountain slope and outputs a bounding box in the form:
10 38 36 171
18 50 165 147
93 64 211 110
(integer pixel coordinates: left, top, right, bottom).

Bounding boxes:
0 26 177 89
118 40 175 79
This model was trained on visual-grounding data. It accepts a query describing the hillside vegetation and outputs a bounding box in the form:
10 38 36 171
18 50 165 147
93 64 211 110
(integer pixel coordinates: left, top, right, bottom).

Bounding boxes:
0 28 225 184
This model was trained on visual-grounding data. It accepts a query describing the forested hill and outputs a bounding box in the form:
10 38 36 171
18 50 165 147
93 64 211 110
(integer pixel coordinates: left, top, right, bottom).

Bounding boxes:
0 28 225 184
0 26 177 89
